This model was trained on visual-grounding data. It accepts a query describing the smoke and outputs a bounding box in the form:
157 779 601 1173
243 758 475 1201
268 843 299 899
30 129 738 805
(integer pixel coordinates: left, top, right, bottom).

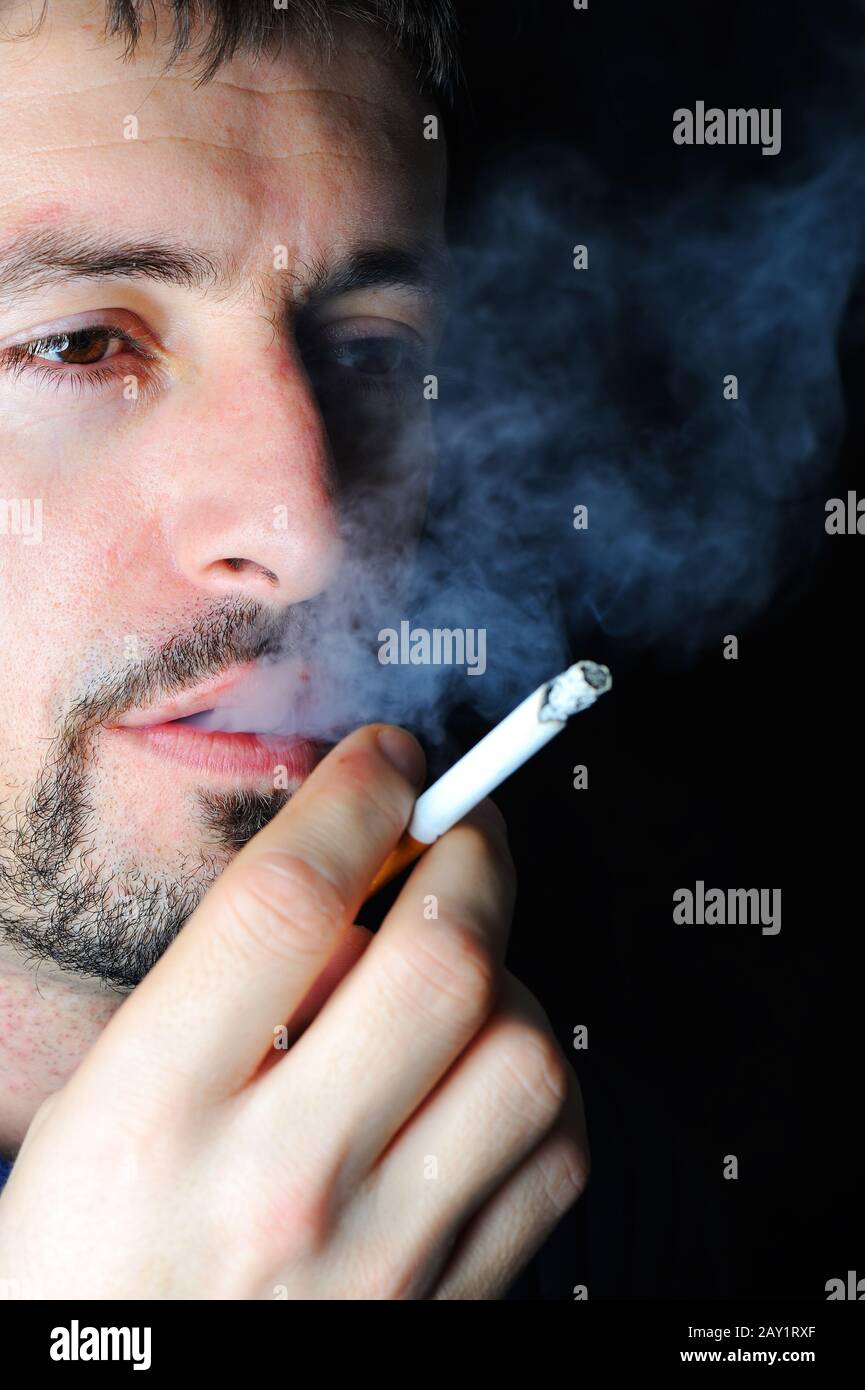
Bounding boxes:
192 134 865 756
428 143 863 666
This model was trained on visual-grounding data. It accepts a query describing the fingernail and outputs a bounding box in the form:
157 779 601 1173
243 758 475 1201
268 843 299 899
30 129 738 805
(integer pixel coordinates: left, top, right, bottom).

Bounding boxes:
377 726 426 787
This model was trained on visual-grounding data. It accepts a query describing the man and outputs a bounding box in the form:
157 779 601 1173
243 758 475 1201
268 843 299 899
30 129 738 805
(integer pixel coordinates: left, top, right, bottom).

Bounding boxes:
0 0 587 1298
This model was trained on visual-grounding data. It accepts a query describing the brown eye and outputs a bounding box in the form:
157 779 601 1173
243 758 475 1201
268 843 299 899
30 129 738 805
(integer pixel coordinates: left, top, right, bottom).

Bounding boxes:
39 329 121 365
1 317 164 400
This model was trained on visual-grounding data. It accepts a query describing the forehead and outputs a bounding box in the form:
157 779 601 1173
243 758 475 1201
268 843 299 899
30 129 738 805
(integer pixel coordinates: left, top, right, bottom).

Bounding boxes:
0 3 446 263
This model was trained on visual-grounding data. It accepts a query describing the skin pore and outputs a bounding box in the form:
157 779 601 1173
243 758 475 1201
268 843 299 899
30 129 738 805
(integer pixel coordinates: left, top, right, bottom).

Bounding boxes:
0 0 447 1152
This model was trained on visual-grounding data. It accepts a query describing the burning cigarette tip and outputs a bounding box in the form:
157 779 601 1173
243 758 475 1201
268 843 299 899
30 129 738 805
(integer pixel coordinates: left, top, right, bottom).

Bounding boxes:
539 660 612 722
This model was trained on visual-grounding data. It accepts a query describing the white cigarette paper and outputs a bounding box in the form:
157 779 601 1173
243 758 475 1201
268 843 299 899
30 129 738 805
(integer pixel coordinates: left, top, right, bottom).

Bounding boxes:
407 659 612 845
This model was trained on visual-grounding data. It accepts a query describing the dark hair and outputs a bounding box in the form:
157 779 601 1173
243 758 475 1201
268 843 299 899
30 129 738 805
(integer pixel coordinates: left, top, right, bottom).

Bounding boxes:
4 0 461 96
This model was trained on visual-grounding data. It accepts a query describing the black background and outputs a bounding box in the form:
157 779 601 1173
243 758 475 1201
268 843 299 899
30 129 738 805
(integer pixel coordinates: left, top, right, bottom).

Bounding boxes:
426 0 863 1300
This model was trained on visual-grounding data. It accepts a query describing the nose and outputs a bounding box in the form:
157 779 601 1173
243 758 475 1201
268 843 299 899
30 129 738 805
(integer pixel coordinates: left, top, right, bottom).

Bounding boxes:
166 347 344 606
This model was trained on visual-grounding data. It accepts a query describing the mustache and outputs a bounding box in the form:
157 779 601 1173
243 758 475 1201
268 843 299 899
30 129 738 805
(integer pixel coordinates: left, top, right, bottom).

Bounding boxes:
61 599 314 748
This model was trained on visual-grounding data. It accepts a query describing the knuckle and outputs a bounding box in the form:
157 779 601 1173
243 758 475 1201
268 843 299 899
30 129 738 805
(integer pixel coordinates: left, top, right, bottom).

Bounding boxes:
495 1024 571 1125
248 1182 333 1267
20 1090 62 1143
471 797 511 848
462 811 516 890
535 1133 590 1214
223 852 346 962
31 1090 60 1124
481 832 517 897
384 916 498 1026
274 1193 331 1258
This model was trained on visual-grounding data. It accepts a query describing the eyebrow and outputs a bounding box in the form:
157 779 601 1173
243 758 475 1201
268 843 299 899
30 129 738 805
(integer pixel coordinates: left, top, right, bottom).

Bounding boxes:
0 228 450 314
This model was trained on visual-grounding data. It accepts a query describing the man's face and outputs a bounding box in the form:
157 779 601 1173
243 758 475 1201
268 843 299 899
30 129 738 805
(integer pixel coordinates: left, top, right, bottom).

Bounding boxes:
0 1 446 987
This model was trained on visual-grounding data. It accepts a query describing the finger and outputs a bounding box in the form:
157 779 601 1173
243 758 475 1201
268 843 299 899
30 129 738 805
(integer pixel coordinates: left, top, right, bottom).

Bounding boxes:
431 1092 590 1300
333 972 577 1289
247 799 516 1189
83 724 424 1102
283 924 373 1044
254 925 373 1080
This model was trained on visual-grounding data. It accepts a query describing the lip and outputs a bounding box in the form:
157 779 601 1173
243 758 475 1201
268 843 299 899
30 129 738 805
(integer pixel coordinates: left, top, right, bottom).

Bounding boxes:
107 662 327 782
109 664 259 729
112 724 326 781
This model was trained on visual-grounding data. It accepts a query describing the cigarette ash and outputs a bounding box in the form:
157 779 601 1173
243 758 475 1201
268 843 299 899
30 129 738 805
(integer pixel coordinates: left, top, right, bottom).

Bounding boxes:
539 660 612 722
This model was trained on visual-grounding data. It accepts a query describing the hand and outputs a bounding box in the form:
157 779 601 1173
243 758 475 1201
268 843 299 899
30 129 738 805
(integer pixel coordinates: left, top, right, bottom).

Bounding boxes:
0 724 589 1299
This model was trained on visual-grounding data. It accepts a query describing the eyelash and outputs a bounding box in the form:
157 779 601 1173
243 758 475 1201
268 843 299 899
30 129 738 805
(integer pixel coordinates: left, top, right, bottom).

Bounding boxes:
1 326 163 399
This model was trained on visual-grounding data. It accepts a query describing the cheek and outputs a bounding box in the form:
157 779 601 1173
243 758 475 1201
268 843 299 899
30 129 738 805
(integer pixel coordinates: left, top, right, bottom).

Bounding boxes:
0 538 79 785
0 435 143 774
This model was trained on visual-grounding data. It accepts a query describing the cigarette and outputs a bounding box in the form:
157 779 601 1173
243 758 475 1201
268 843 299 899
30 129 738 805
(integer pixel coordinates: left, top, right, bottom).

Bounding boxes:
366 659 612 899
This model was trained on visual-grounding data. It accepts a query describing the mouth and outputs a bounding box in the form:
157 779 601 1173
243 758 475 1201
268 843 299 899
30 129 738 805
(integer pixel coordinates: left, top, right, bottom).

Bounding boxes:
107 665 327 782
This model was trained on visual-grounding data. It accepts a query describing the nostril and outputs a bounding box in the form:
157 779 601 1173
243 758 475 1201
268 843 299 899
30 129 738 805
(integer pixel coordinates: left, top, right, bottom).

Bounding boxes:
221 558 279 585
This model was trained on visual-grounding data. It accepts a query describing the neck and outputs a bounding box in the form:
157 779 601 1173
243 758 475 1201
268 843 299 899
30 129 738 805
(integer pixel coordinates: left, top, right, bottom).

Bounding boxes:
0 947 122 1157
